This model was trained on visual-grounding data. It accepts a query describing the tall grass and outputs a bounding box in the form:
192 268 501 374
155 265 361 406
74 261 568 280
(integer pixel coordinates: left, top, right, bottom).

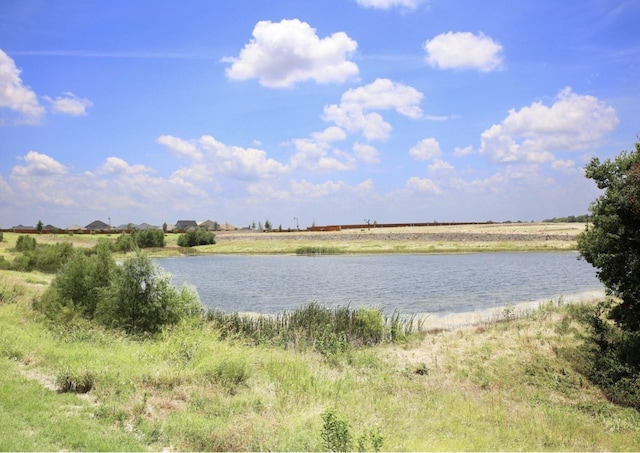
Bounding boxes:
205 302 418 356
2 271 640 451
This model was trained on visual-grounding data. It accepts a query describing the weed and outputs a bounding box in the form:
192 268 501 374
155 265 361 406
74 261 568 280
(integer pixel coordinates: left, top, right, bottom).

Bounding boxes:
321 409 352 452
55 367 95 393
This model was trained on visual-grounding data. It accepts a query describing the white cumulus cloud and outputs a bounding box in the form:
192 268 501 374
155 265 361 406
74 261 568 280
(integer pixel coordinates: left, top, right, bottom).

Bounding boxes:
224 19 359 88
406 176 441 194
409 138 441 161
157 135 203 160
11 151 68 177
479 87 619 164
323 78 424 141
0 50 45 125
353 142 381 164
424 32 503 72
44 92 93 116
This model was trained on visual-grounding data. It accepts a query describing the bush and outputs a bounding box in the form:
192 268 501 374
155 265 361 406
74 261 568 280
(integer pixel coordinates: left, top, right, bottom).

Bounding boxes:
95 251 201 335
36 245 201 335
177 229 216 247
15 235 36 252
132 228 165 248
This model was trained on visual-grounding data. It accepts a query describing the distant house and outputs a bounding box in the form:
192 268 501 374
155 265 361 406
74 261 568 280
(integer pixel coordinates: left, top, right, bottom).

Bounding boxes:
175 220 198 232
85 220 111 231
66 224 83 231
198 220 219 231
12 224 35 230
133 223 158 231
43 224 59 231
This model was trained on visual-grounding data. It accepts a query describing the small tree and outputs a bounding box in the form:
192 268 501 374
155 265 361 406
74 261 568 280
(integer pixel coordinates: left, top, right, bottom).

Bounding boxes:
578 141 640 331
578 139 640 407
37 220 43 233
96 251 201 335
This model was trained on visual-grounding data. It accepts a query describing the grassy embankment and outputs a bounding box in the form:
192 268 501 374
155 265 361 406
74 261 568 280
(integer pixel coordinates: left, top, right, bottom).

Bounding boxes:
4 222 584 257
1 226 640 451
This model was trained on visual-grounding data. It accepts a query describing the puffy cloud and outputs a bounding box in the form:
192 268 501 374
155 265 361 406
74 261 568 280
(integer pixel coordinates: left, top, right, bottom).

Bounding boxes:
199 135 288 179
551 159 577 172
424 32 503 72
323 78 424 141
0 50 45 125
224 19 359 88
355 0 426 9
409 138 441 161
406 176 441 194
44 92 93 116
10 151 67 177
453 145 474 156
98 157 154 175
157 135 203 160
479 87 619 163
290 138 356 171
428 159 454 173
340 78 424 119
353 142 381 163
312 126 347 143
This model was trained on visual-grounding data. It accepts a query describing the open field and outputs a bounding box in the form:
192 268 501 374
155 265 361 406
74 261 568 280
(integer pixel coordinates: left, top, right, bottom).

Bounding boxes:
203 222 584 255
1 269 639 451
0 223 584 257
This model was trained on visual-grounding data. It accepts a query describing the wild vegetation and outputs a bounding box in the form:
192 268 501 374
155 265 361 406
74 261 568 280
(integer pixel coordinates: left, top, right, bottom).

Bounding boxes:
1 163 639 451
577 140 640 410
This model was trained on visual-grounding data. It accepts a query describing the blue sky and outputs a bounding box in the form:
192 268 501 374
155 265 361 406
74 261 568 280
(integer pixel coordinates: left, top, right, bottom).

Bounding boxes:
1 0 639 229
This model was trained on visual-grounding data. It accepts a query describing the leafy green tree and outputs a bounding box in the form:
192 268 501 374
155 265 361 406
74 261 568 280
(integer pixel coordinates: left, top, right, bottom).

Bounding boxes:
96 251 201 335
37 220 43 233
578 141 640 331
578 140 640 407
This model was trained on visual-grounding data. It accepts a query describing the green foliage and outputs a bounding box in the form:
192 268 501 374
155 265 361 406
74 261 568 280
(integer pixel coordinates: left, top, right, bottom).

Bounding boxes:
206 303 397 358
578 142 640 331
36 220 43 233
15 235 36 252
35 245 201 336
321 410 352 452
96 251 201 335
0 230 4 242
577 139 640 409
177 228 216 247
55 366 95 393
36 241 116 320
132 228 165 248
543 214 589 223
112 233 136 252
10 241 74 273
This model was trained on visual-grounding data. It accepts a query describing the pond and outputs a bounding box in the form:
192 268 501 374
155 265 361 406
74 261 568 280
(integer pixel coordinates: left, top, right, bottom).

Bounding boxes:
156 252 603 323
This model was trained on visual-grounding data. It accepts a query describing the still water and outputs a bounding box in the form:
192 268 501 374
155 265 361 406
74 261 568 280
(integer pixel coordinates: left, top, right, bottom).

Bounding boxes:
156 252 602 318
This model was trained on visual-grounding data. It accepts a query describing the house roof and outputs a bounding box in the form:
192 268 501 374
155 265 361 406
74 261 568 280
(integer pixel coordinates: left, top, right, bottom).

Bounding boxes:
175 220 198 230
85 220 111 230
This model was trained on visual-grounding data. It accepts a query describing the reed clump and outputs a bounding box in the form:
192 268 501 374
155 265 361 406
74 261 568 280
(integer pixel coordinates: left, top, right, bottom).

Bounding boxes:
294 246 343 255
205 302 418 356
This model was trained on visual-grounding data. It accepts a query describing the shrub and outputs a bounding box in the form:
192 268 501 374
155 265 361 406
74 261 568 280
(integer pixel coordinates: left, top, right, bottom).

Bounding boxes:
15 235 36 252
177 229 216 247
321 410 352 452
96 251 201 335
0 230 3 242
132 228 165 248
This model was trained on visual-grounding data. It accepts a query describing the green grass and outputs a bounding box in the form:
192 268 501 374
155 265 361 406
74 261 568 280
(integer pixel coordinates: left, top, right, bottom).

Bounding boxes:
1 268 640 451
